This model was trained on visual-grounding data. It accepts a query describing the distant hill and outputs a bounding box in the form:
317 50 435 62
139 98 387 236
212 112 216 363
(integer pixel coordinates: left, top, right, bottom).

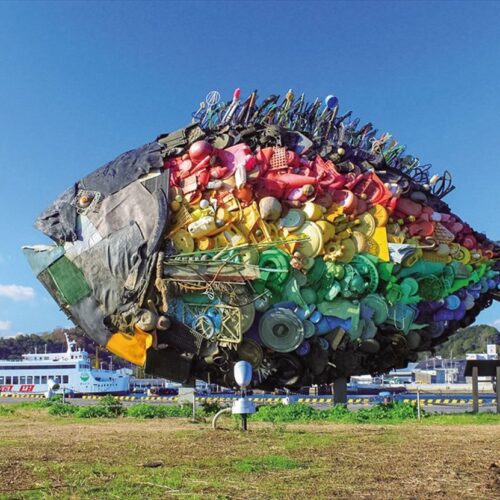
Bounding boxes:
434 324 499 358
0 327 129 369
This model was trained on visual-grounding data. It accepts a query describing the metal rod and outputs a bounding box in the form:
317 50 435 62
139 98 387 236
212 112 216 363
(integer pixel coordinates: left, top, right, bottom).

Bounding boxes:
192 380 196 421
496 366 500 415
472 366 479 414
416 386 421 421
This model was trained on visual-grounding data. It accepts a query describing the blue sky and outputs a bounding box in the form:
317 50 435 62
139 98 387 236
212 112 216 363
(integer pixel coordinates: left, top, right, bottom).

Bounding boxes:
0 0 499 337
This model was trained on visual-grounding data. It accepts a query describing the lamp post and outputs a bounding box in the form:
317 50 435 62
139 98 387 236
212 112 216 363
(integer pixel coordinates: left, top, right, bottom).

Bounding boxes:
231 361 256 431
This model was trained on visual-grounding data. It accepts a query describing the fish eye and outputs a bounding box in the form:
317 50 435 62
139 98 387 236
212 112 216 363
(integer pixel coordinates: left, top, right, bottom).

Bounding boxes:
77 193 93 208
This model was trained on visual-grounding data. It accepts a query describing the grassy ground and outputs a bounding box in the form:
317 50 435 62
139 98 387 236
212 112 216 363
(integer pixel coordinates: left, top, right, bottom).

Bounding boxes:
0 408 499 499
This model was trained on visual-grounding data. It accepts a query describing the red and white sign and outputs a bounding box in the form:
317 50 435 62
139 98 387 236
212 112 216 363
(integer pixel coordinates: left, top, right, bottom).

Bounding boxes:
19 385 35 393
0 385 13 392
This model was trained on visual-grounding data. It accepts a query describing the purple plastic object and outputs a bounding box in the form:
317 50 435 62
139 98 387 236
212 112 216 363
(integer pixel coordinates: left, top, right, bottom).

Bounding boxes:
244 321 264 345
434 300 466 322
418 300 444 315
434 308 456 322
463 293 475 310
454 301 466 320
272 301 297 310
296 341 311 356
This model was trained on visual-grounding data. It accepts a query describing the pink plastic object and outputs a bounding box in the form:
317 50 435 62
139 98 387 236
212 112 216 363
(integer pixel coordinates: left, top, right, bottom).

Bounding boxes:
349 173 388 205
287 187 307 201
396 198 423 217
179 159 193 176
256 147 274 168
331 189 357 214
198 170 210 186
209 166 228 179
266 171 317 188
218 143 254 176
286 151 301 168
355 197 369 215
314 157 346 190
408 221 435 237
256 178 286 199
461 234 477 250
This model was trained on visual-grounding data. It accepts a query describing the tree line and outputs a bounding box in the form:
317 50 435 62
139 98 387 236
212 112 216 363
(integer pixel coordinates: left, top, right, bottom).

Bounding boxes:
0 324 498 365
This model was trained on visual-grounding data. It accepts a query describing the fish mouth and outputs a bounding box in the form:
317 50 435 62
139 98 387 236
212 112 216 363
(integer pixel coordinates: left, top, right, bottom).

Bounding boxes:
34 185 79 243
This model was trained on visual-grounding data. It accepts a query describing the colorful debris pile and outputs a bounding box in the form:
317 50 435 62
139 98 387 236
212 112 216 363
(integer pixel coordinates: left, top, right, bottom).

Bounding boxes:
26 89 500 390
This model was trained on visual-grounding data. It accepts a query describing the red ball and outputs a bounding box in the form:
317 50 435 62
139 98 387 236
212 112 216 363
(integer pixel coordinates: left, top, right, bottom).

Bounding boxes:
189 140 213 164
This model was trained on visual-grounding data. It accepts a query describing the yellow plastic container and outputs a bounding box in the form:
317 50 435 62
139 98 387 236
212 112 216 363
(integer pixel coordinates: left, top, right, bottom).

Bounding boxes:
316 220 336 241
303 202 325 221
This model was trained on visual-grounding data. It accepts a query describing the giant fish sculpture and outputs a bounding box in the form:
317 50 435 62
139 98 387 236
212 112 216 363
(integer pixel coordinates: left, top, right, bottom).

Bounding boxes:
25 90 500 390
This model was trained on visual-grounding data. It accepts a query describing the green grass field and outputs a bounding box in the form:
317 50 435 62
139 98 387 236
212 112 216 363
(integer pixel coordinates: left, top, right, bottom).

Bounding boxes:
0 406 499 499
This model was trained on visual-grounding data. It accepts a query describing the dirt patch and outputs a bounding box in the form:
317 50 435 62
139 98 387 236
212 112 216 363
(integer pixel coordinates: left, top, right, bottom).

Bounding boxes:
0 412 499 498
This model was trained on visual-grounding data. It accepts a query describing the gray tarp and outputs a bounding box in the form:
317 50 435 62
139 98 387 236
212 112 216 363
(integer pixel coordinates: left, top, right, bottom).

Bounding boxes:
87 180 158 241
68 295 112 346
73 222 145 312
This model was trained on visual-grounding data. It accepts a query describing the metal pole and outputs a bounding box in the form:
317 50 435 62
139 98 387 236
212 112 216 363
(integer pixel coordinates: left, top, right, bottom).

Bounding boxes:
496 366 500 415
241 414 248 431
472 366 479 414
416 386 421 421
333 377 348 405
192 381 196 421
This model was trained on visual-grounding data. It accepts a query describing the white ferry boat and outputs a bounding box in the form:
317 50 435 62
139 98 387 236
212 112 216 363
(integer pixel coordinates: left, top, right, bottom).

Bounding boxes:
0 334 129 396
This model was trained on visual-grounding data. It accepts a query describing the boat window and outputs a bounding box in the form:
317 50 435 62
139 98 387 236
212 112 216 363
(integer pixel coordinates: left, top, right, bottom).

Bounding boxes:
0 364 76 370
27 376 33 384
6 376 11 384
13 376 19 384
20 376 26 384
41 376 47 384
63 375 69 384
34 376 40 384
0 377 4 384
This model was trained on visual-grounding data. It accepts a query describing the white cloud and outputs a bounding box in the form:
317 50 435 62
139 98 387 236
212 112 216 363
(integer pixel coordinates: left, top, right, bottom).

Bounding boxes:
0 320 12 331
1 332 26 339
0 284 35 301
491 319 500 330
